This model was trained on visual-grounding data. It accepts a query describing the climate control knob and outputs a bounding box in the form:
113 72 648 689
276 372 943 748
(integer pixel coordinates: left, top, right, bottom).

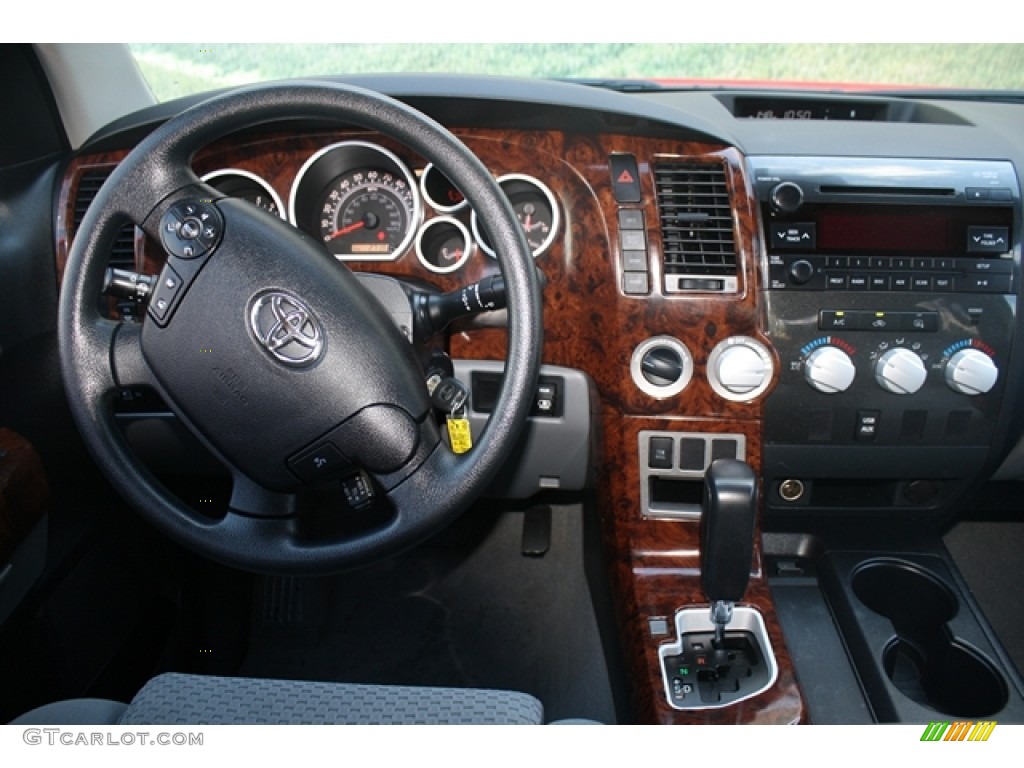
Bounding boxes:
804 346 856 394
875 348 927 395
944 348 998 395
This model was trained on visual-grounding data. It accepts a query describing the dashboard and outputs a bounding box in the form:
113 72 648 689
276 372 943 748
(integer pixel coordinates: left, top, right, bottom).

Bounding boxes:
50 76 1024 724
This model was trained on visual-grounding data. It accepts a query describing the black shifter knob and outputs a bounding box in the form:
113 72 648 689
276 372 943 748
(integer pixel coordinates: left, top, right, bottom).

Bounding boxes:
700 459 758 604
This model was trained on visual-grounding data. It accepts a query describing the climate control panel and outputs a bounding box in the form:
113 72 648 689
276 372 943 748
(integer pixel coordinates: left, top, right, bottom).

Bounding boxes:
764 292 1014 447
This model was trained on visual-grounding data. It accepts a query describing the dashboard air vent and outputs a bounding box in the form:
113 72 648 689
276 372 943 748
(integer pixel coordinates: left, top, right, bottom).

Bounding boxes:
655 162 738 292
73 168 136 269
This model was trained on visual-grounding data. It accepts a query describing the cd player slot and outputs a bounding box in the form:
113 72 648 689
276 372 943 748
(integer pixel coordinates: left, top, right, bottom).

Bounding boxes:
818 185 956 197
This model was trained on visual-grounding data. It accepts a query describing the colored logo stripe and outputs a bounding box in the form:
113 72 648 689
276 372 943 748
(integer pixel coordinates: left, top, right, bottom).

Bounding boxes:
969 721 997 741
920 721 996 742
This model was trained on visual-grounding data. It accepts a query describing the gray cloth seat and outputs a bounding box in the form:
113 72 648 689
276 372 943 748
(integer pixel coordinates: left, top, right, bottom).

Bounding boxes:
11 672 546 725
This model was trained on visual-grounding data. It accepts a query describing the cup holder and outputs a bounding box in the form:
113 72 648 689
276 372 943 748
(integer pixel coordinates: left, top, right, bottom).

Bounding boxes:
883 638 1008 717
852 559 1008 718
852 559 958 631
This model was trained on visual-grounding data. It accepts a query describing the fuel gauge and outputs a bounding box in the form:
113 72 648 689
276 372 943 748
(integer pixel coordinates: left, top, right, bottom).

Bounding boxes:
416 217 472 274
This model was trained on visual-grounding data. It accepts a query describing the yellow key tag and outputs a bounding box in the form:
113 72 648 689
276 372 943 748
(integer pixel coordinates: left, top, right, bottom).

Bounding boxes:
446 412 473 455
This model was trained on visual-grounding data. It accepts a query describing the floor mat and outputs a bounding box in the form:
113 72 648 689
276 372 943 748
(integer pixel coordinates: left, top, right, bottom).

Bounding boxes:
945 521 1024 680
240 505 616 723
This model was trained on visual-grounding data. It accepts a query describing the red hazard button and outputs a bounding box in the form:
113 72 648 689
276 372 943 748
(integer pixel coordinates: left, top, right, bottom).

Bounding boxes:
610 154 642 203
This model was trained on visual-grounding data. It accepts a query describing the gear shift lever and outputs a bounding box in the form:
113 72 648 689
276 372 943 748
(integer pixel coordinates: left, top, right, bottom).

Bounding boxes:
700 459 758 649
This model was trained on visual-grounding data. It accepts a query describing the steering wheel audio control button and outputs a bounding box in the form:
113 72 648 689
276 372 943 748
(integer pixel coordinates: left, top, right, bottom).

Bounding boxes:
147 265 184 325
161 200 224 259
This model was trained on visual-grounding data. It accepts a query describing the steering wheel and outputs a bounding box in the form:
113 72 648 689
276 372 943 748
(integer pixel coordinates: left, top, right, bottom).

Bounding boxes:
58 82 543 574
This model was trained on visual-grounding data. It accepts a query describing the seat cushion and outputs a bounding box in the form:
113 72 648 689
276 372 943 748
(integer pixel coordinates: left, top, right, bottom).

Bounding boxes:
117 673 545 725
10 698 128 725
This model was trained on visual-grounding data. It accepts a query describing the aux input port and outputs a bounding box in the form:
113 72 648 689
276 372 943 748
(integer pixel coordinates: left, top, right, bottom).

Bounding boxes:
779 479 805 502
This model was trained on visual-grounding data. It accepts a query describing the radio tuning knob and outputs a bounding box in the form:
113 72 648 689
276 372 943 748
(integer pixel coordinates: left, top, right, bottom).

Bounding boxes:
945 348 998 395
804 346 856 393
788 259 814 285
875 348 928 395
770 181 804 213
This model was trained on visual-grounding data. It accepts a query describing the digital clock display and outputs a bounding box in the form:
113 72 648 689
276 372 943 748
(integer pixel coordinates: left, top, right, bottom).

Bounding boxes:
734 97 882 121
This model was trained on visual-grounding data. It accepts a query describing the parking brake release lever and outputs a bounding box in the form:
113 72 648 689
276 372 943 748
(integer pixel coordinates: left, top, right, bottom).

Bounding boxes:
700 459 758 649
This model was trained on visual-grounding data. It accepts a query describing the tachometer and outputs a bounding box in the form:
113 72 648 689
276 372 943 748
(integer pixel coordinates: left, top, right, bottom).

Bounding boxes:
202 169 286 219
289 141 422 261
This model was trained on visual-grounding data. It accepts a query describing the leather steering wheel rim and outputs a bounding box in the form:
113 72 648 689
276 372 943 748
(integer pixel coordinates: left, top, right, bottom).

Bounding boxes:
58 81 543 574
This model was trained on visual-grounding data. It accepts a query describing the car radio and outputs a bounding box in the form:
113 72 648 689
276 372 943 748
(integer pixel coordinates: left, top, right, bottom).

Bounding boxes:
751 157 1021 513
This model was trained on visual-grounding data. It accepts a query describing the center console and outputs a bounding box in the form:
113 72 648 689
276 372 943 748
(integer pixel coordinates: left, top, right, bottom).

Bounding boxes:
754 157 1019 515
753 155 1024 723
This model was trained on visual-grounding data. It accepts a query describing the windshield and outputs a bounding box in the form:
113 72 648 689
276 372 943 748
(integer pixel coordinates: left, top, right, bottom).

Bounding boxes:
129 43 1024 103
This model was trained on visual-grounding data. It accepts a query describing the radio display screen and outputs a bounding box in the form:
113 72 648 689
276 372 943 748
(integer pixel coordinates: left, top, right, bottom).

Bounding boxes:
781 204 1014 257
818 210 952 253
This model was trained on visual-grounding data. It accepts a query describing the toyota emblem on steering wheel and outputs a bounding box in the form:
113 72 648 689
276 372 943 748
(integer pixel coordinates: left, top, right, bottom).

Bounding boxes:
249 291 325 367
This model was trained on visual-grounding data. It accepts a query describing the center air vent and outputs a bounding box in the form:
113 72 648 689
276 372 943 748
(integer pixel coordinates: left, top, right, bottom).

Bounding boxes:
655 162 739 292
74 167 137 270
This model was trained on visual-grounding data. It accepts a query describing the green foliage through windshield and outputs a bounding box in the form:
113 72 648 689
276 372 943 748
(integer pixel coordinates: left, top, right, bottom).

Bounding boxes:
130 44 1024 102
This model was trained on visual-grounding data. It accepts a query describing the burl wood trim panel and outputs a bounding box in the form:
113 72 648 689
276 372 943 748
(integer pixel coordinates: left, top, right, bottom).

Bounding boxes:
57 128 801 723
56 151 130 287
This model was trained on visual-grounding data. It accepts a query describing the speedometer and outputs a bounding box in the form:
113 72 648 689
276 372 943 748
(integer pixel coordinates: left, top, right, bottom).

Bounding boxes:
289 141 422 262
318 169 416 257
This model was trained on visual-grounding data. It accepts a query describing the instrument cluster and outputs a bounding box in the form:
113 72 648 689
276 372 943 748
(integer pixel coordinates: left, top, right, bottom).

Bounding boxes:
201 140 560 275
